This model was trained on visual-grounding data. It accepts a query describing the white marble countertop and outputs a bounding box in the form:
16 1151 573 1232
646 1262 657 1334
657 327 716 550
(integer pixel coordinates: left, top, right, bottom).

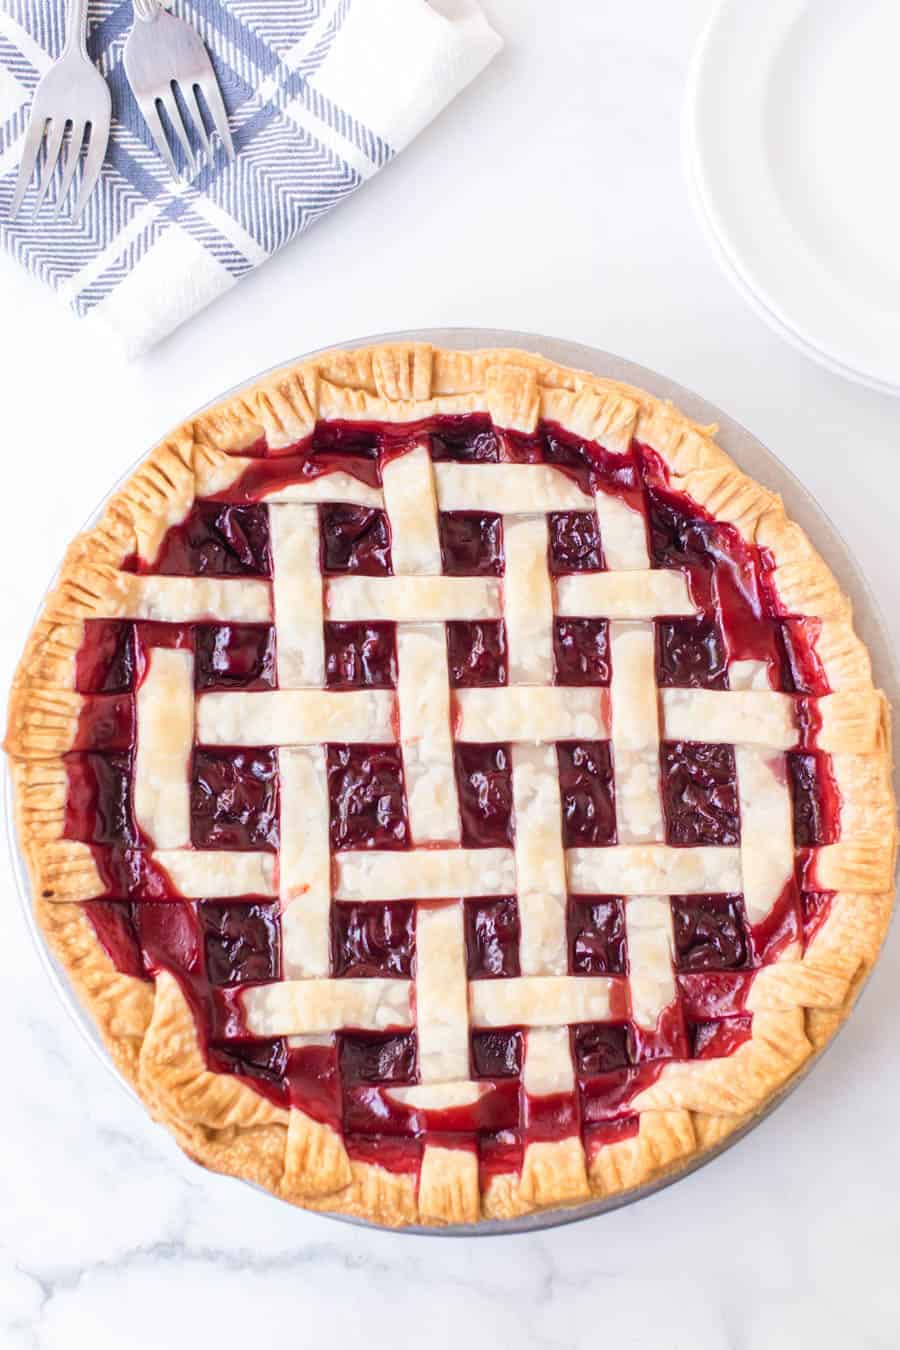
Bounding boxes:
2 2 898 1346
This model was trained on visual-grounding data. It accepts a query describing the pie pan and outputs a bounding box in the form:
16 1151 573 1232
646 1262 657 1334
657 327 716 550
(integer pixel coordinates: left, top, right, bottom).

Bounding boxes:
10 328 899 1234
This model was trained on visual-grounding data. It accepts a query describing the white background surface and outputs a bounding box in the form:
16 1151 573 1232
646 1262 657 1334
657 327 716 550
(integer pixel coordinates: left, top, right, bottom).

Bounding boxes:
1 2 898 1347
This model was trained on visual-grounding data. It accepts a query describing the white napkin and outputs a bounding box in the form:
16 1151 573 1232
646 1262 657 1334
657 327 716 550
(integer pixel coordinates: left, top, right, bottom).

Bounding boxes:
0 0 502 356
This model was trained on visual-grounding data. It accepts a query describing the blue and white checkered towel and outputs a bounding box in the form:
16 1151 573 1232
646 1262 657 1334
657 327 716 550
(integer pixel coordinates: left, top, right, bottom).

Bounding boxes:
0 0 500 356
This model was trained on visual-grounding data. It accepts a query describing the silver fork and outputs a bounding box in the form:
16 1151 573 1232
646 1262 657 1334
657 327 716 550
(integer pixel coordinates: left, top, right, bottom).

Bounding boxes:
10 0 111 222
124 0 235 181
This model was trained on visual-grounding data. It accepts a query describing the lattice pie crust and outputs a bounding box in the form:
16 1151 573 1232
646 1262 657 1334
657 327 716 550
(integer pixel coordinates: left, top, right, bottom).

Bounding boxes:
7 344 896 1227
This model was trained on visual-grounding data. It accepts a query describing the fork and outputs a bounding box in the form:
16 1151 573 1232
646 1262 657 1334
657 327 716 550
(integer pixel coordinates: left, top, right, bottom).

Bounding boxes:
124 0 235 181
9 0 111 222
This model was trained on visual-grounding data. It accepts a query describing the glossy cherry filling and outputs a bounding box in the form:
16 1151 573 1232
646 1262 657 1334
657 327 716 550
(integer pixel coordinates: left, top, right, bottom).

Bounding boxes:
323 622 397 688
471 1030 523 1078
65 752 139 846
190 747 280 851
567 896 627 975
788 752 841 846
447 620 507 687
75 620 136 693
671 894 749 971
199 900 281 985
548 511 603 574
455 744 514 848
70 412 841 1173
194 624 276 691
465 897 521 978
657 616 728 690
152 502 272 577
660 741 740 847
557 741 617 847
439 511 504 576
331 902 415 977
553 618 611 686
326 743 409 851
320 504 392 576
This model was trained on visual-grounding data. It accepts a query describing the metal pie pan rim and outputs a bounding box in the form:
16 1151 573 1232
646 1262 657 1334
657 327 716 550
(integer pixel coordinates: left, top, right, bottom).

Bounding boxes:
10 326 898 1236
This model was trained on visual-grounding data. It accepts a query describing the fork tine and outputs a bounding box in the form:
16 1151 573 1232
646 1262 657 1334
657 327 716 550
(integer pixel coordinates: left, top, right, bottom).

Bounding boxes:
53 120 86 219
184 83 212 158
33 117 68 214
71 122 107 223
160 87 197 178
197 75 234 160
141 96 180 179
10 114 49 220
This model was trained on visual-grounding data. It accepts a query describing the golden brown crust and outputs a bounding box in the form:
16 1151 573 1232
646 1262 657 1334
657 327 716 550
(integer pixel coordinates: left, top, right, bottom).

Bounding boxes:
32 898 153 1089
588 1110 696 1197
418 1146 480 1226
632 1011 814 1115
6 342 896 1228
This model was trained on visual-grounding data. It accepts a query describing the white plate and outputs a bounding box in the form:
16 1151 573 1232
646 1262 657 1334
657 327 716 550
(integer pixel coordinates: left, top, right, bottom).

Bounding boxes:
685 0 900 396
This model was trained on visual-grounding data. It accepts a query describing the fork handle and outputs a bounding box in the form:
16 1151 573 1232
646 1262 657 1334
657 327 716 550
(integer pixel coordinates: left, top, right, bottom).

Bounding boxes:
63 0 92 57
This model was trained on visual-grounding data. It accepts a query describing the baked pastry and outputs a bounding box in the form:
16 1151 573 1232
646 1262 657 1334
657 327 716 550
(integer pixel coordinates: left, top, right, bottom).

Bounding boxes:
7 344 895 1228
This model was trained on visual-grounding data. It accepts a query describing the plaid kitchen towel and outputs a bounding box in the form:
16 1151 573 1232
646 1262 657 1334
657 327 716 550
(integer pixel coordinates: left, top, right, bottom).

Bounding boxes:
0 0 501 356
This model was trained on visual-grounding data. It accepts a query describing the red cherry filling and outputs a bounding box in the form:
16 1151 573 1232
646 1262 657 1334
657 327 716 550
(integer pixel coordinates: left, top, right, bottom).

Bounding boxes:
671 895 749 971
472 1031 523 1080
660 741 740 847
132 898 202 975
311 421 382 460
647 486 722 573
677 971 754 1019
194 624 276 691
208 1038 289 1094
320 504 392 575
557 741 616 847
327 744 409 850
331 902 415 977
643 473 796 684
788 752 840 846
455 743 514 848
464 897 520 978
553 618 611 686
446 620 507 687
199 900 281 985
73 694 135 752
567 896 627 975
323 621 397 688
82 900 147 979
153 503 272 577
65 753 139 846
430 415 500 462
656 616 728 690
75 620 136 693
542 424 623 497
438 511 504 575
548 512 603 574
190 747 280 851
779 619 830 696
573 1023 631 1074
690 1016 752 1059
339 1032 418 1084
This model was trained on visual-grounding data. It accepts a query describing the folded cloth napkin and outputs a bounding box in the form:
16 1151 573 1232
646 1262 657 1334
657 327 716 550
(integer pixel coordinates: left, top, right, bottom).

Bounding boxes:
0 0 501 357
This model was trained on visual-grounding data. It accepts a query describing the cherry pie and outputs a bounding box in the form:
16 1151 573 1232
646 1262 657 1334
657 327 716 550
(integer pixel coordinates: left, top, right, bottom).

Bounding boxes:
7 344 896 1227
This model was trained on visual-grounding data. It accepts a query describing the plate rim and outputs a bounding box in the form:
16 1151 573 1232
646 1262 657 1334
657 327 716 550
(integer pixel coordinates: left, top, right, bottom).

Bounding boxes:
683 0 900 399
